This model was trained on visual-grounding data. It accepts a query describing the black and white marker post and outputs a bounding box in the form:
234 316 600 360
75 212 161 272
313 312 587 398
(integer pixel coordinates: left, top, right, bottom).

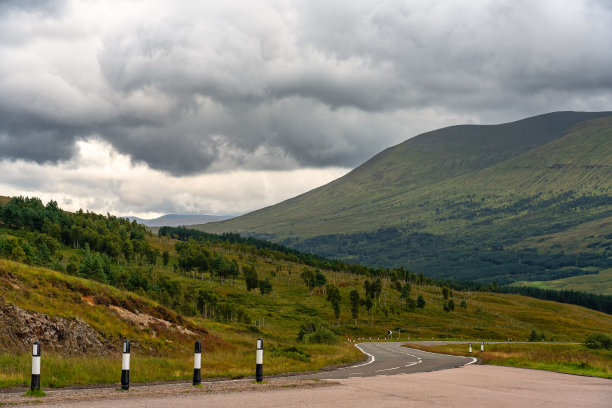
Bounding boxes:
481 341 484 352
255 338 263 383
31 341 41 392
469 343 472 353
193 340 202 386
121 340 130 390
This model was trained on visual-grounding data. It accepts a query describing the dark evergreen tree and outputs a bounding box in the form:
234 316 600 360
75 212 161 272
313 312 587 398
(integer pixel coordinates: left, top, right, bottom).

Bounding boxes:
417 295 426 309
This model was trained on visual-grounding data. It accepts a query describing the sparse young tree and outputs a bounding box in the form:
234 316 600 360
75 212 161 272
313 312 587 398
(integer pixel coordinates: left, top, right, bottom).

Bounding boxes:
314 269 327 291
301 269 316 290
442 287 449 300
350 290 360 324
326 284 341 321
400 283 412 310
243 265 259 292
259 277 273 295
364 296 373 312
162 250 170 266
417 295 426 309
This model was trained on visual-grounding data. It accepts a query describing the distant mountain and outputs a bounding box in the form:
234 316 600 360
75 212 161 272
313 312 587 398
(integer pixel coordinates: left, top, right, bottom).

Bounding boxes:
197 111 612 286
127 214 233 227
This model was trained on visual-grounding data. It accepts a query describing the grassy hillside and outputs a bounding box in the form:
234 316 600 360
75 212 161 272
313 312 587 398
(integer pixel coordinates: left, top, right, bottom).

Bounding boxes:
198 112 612 286
512 269 612 296
1 198 611 387
2 254 611 388
0 258 361 387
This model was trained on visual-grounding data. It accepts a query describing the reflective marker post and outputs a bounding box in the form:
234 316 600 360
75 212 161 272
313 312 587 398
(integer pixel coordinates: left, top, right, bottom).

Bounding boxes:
255 338 263 383
469 343 472 353
121 340 130 390
31 341 41 391
193 341 202 386
481 341 484 352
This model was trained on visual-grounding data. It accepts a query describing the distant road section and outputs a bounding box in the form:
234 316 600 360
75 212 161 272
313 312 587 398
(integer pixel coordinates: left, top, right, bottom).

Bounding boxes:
299 341 475 379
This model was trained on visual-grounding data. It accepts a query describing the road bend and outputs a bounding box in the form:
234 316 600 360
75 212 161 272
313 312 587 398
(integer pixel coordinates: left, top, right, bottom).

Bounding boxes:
299 341 476 379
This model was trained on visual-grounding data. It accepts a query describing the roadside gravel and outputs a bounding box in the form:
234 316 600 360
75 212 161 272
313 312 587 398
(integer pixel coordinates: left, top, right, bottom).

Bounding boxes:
0 378 337 406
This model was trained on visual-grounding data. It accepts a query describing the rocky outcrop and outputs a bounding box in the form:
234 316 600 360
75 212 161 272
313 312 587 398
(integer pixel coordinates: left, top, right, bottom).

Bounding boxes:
0 299 114 355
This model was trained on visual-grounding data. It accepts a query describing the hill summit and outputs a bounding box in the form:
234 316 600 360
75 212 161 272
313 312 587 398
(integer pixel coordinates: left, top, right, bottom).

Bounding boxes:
198 111 612 285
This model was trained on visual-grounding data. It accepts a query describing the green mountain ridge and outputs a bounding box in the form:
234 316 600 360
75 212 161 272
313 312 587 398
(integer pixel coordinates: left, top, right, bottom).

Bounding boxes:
198 111 612 286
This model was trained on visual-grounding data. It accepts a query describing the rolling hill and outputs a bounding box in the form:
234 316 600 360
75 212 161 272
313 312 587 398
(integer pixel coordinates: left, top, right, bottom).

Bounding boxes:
3 197 611 387
127 214 234 227
197 111 612 285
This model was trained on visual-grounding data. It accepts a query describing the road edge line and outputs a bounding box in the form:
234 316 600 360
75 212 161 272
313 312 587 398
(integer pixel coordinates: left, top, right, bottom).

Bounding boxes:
350 344 376 368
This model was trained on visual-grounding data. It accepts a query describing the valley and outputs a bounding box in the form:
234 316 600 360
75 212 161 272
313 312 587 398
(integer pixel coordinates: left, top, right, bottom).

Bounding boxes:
197 112 612 286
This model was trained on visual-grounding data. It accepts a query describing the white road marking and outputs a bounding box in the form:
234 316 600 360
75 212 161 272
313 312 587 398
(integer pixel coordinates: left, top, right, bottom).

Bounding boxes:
464 357 478 365
404 346 479 365
350 344 376 368
376 366 402 372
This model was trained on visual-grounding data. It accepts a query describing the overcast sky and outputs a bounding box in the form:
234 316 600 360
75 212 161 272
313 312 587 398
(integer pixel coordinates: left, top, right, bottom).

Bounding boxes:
1 0 611 217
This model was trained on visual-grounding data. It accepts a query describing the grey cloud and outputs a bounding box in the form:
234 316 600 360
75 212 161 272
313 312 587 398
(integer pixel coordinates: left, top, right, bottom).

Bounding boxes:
0 129 76 163
0 0 65 16
0 0 611 176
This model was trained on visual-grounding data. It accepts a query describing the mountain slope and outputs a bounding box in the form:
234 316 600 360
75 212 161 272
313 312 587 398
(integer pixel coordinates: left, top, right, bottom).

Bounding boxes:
198 112 612 284
127 214 233 227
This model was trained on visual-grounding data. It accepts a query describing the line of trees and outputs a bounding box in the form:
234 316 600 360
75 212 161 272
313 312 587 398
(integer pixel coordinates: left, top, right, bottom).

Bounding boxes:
0 196 155 269
161 226 612 315
499 286 612 314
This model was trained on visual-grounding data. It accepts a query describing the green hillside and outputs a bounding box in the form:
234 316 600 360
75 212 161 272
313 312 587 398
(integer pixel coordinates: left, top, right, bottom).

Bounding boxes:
199 112 612 285
1 196 611 387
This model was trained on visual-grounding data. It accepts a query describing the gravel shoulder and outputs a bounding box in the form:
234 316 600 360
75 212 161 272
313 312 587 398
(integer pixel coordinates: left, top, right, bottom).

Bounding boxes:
0 378 337 406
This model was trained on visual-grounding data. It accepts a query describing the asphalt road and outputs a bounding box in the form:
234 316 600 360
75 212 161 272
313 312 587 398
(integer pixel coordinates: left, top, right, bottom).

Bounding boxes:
20 366 611 408
299 341 476 379
4 342 610 407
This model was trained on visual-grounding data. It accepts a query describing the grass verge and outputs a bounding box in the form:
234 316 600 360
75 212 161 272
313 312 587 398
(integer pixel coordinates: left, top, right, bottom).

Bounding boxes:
0 343 361 389
407 343 612 379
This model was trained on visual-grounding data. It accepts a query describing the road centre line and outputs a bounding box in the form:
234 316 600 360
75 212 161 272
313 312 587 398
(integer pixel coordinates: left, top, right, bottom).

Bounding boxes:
376 366 402 372
377 344 422 361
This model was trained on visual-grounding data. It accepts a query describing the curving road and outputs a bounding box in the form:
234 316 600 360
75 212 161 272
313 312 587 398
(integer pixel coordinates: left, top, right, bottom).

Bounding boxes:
299 341 476 379
5 342 610 407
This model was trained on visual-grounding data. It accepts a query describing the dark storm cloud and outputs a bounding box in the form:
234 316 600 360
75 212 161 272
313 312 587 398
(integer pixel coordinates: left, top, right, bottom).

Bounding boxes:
1 0 611 176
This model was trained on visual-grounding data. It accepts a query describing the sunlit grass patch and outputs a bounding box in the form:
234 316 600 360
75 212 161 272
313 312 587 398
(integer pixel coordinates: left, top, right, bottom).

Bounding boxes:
408 343 612 379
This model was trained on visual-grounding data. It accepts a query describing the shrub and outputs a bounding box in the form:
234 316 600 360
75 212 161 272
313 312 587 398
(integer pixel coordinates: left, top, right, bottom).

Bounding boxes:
529 330 546 342
585 333 612 350
297 319 338 344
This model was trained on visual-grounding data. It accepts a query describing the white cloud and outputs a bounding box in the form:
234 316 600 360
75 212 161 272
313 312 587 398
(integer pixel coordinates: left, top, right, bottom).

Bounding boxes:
0 138 349 217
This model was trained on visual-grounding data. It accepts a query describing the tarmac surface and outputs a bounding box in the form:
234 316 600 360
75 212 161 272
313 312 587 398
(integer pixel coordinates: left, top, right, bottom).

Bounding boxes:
298 341 477 379
3 342 610 407
11 365 610 408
